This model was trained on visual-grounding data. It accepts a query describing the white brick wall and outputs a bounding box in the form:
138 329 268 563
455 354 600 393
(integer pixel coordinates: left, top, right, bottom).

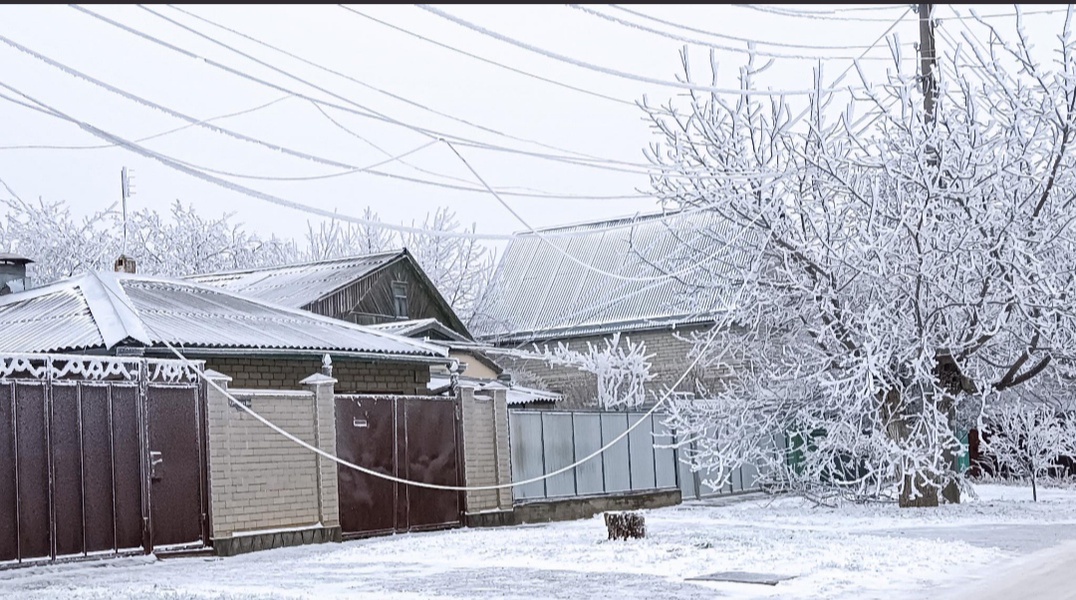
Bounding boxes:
206 373 339 539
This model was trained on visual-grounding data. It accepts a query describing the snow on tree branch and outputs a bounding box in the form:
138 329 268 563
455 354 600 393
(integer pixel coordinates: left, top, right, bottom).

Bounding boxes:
537 333 655 410
643 23 1076 505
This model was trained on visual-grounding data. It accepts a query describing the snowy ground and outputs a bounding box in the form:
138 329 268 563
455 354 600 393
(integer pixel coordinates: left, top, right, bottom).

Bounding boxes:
3 483 1076 600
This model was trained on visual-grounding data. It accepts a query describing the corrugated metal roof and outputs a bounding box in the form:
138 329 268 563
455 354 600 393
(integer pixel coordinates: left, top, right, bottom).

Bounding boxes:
428 374 561 406
0 271 447 359
187 251 401 308
470 210 748 343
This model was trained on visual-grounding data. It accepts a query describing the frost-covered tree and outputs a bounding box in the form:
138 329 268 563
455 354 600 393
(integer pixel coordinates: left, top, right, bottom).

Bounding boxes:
303 207 394 261
980 400 1076 501
536 333 655 410
400 207 494 323
0 197 120 283
129 200 297 277
645 16 1076 506
2 195 493 319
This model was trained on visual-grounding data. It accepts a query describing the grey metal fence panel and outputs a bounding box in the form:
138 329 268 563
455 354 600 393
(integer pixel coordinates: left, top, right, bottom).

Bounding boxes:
627 413 657 491
509 412 546 501
540 413 577 498
678 450 698 500
571 413 605 496
600 413 631 493
653 419 678 490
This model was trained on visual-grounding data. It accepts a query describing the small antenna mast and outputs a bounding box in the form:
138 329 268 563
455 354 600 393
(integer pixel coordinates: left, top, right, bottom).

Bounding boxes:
120 167 135 254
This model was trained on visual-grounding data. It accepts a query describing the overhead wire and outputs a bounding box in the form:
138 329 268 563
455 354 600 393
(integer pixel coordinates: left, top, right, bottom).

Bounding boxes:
737 4 1072 23
0 80 771 244
163 4 634 165
0 94 292 151
336 5 637 107
0 30 662 200
413 4 874 96
606 4 915 51
568 4 898 61
101 5 662 174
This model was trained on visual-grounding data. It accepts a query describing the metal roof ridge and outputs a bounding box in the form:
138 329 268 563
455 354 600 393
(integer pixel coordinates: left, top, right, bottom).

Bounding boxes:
509 208 685 236
184 248 405 280
85 271 152 348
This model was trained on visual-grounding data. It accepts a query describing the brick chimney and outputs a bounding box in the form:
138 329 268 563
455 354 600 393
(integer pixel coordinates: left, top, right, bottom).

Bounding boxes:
114 254 136 274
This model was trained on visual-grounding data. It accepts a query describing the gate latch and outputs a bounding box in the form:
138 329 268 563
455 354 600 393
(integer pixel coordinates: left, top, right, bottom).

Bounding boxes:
150 451 163 481
353 417 368 428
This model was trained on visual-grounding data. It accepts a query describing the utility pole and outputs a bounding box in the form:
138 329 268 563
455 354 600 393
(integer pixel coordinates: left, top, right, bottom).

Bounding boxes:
919 3 938 128
919 2 962 506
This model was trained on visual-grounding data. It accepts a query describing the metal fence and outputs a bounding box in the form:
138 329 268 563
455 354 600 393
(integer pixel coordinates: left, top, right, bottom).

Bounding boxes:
508 410 680 502
509 409 773 502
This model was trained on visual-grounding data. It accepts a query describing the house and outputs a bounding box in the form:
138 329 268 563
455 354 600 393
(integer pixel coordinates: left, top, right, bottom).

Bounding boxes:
191 250 537 391
187 249 470 335
0 269 449 393
469 210 743 408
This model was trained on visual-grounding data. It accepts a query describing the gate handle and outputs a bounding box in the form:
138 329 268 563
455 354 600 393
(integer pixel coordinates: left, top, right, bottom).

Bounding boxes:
150 451 163 481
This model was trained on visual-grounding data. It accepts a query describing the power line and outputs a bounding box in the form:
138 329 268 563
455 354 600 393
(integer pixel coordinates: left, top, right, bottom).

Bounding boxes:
607 5 917 52
163 4 633 165
0 30 664 201
337 5 637 107
737 4 1072 23
0 95 292 151
569 4 900 62
414 4 872 96
0 81 776 244
68 6 712 175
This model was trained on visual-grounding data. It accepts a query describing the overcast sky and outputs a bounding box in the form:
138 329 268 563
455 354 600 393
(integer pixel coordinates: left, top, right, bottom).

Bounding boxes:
0 4 1066 248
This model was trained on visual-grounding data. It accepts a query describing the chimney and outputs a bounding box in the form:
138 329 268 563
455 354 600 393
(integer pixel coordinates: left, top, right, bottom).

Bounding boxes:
0 253 33 296
114 254 136 274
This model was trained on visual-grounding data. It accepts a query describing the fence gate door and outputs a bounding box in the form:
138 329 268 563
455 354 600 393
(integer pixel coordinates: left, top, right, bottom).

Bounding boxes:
146 385 207 549
335 396 397 537
400 398 462 532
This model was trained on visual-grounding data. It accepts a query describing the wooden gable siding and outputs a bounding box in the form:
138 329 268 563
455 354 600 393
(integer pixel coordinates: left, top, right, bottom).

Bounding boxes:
302 259 458 327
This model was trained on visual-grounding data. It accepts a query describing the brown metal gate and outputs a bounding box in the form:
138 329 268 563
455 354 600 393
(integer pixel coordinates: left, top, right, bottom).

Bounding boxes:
0 355 208 566
335 395 463 538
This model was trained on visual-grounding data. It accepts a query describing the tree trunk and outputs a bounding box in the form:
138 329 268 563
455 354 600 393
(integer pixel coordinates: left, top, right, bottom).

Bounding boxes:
1032 473 1038 502
899 472 940 508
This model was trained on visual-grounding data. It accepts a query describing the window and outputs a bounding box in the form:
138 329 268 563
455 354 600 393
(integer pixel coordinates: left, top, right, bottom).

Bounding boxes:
391 281 408 318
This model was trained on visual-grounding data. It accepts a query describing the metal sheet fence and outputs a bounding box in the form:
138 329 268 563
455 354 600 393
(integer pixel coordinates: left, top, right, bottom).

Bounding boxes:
509 409 775 502
509 410 681 502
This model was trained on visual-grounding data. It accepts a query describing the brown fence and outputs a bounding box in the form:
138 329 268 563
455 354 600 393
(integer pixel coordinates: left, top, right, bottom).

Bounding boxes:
335 394 463 538
0 354 208 566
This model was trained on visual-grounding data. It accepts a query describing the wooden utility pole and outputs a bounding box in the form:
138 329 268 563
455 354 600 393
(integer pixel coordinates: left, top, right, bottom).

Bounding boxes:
920 3 963 506
919 3 938 123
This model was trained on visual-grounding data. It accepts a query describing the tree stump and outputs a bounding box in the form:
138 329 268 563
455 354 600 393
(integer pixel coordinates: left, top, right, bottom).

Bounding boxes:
604 511 646 540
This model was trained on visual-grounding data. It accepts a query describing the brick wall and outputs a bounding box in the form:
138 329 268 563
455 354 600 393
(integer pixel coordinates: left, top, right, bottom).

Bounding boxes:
460 386 513 513
205 372 339 541
496 325 729 409
203 356 430 395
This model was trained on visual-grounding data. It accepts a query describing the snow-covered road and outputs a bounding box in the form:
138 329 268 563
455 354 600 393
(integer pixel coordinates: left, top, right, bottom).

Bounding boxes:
2 484 1074 600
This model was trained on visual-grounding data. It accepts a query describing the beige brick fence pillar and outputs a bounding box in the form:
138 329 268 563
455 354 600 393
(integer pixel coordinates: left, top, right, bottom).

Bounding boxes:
203 369 234 540
300 373 341 534
460 385 514 516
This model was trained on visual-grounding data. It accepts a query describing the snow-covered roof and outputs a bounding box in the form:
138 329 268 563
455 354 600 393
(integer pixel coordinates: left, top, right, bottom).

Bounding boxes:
368 318 472 343
469 210 747 343
0 271 448 360
428 374 561 406
187 250 402 308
